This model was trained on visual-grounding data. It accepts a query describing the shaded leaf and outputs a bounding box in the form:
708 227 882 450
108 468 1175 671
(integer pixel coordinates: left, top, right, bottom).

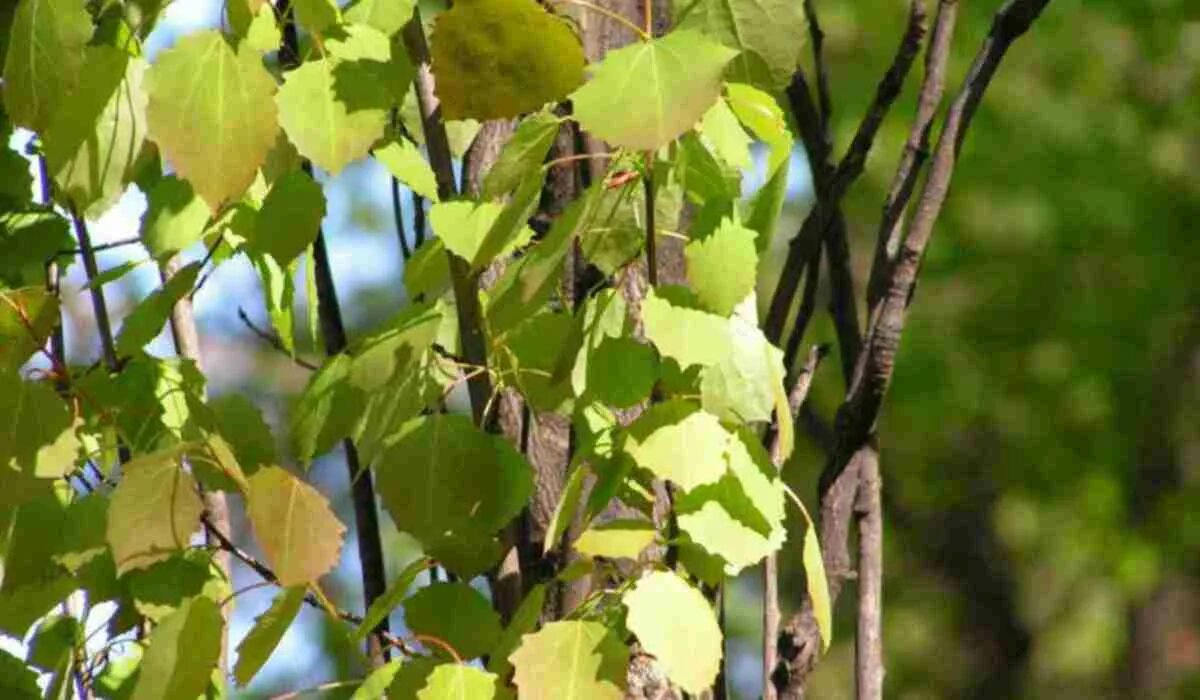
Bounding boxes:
290 353 364 464
0 287 60 372
487 583 546 677
115 262 202 355
250 169 326 267
106 448 203 575
351 557 430 642
404 582 503 660
481 111 561 201
685 217 758 316
674 0 807 88
3 0 92 131
585 336 658 409
140 175 210 258
125 550 230 623
430 0 585 120
233 585 306 686
131 596 223 700
0 372 80 481
246 466 346 586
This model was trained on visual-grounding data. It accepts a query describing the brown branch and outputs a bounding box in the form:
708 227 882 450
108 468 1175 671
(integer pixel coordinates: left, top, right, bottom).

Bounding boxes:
774 1 1055 697
829 0 929 202
867 0 960 313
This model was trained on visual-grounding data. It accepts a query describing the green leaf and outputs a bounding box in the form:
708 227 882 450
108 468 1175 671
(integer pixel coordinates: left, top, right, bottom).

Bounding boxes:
784 484 833 652
674 0 807 89
0 577 76 639
430 0 585 120
351 659 404 700
685 217 758 316
252 253 297 355
700 98 752 171
244 3 282 53
571 30 738 150
622 400 729 492
0 211 73 288
388 657 439 699
131 596 223 700
744 151 790 252
574 519 656 560
115 262 202 356
699 315 785 424
623 571 722 694
376 138 440 203
276 53 391 174
290 353 364 464
125 550 230 623
79 259 149 291
417 664 507 700
676 427 785 575
28 614 78 672
233 585 306 686
375 415 532 578
2 0 92 131
351 557 430 642
570 290 628 398
403 582 503 660
93 644 141 700
146 31 280 210
431 200 519 262
487 583 546 677
400 87 481 159
405 238 451 299
676 131 740 204
44 48 149 217
641 286 734 368
249 170 326 267
585 336 658 409
0 286 60 372
497 311 576 412
208 394 277 472
54 494 109 572
106 447 203 574
508 620 627 700
0 372 80 481
471 171 544 271
246 466 346 586
293 0 341 34
141 175 211 258
542 462 587 556
0 647 40 699
481 111 561 201
725 83 792 176
345 0 417 36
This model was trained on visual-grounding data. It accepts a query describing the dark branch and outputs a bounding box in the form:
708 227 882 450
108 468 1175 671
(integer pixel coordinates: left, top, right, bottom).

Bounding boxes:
237 307 319 370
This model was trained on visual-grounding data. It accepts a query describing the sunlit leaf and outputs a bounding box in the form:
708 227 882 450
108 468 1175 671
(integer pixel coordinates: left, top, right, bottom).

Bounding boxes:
351 557 430 642
641 286 735 368
481 111 561 201
785 484 833 652
572 30 738 150
146 31 279 210
0 372 80 481
685 217 757 316
574 519 657 561
376 138 440 202
622 571 722 694
621 400 729 492
140 175 210 258
345 0 417 36
509 620 628 699
674 0 807 88
416 664 507 700
487 583 546 677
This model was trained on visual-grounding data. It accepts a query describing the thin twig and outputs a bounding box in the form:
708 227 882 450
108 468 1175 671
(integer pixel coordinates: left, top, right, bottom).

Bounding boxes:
236 307 319 370
50 236 143 262
188 231 227 300
829 0 929 202
69 204 121 373
803 0 834 128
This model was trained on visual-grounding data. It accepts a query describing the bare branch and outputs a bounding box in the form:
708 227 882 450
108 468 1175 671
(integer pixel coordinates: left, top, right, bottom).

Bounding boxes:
868 0 960 313
237 307 318 370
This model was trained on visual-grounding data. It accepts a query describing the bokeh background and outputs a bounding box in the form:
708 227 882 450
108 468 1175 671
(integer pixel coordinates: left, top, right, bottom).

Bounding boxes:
6 0 1197 698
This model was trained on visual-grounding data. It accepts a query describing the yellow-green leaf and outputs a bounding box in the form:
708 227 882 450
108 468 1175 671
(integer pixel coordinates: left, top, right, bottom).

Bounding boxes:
571 30 738 150
233 585 306 686
131 597 223 700
574 519 656 561
375 138 440 202
509 620 628 699
430 0 585 120
785 484 833 651
3 0 92 132
246 466 346 586
622 571 722 694
106 449 204 575
146 31 280 210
